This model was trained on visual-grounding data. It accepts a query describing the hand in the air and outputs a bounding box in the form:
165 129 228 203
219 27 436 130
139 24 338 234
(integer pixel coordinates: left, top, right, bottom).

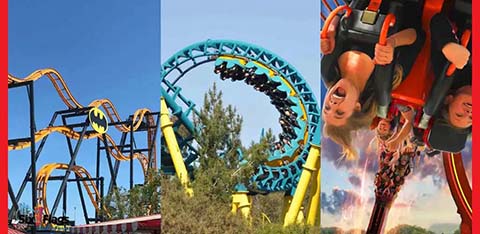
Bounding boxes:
442 42 470 69
321 25 336 55
385 138 400 152
401 145 415 155
374 38 395 65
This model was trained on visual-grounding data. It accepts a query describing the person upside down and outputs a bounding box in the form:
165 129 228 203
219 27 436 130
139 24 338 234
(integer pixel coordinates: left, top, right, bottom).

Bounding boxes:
423 8 472 130
321 0 425 160
368 105 414 157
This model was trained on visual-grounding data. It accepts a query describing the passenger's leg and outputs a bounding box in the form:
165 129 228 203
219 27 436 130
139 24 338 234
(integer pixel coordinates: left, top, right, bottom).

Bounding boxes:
419 30 452 128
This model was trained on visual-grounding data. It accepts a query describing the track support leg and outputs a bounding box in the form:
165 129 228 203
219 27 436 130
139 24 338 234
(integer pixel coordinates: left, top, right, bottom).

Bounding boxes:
307 160 320 226
160 98 193 197
282 195 305 224
284 144 320 227
231 192 252 220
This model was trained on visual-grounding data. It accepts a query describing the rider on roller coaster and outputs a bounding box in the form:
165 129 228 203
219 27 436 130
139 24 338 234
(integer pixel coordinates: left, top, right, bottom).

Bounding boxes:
414 0 472 154
321 0 425 159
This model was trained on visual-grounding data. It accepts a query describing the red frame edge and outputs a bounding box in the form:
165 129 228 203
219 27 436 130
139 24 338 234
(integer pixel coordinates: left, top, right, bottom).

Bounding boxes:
472 0 478 232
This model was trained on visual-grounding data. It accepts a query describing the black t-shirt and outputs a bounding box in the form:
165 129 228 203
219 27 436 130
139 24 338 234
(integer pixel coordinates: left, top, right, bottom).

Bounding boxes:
322 0 424 109
347 0 422 31
348 0 423 104
339 0 423 59
430 12 472 91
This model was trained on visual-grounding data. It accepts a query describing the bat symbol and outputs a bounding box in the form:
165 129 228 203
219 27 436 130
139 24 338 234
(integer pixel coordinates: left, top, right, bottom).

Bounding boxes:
89 107 108 133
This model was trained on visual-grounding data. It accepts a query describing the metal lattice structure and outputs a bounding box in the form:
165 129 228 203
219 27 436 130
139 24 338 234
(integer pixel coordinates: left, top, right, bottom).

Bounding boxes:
160 39 321 194
8 69 160 231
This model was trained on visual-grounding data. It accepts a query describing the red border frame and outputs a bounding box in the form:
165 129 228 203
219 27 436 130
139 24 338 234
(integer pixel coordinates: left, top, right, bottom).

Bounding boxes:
472 0 478 232
0 1 477 233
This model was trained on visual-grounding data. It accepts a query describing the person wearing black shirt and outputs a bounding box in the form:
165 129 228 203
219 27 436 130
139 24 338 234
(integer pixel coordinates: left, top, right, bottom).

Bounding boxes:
420 1 471 131
321 0 425 159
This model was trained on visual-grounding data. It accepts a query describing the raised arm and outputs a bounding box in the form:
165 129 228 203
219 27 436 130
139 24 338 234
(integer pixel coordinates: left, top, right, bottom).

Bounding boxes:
385 107 414 152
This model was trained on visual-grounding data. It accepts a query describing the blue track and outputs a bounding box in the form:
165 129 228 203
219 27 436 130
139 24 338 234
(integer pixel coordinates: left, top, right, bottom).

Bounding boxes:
161 39 320 194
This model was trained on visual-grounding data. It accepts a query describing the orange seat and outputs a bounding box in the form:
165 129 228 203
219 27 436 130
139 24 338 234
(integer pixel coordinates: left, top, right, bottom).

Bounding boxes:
391 0 446 109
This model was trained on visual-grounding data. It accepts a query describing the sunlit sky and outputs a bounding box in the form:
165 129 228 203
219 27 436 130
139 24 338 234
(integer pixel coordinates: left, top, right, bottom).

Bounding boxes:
161 0 321 145
9 0 160 224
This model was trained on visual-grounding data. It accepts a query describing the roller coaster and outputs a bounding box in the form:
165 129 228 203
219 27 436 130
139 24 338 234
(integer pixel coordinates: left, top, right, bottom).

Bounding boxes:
7 69 160 230
321 0 472 233
160 40 321 226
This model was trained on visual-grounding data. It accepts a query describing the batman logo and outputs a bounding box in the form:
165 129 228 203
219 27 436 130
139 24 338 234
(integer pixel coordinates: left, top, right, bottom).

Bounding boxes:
88 107 108 134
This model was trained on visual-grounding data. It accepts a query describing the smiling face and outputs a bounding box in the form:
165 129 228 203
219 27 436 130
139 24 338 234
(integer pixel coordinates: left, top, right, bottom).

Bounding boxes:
447 88 472 129
322 79 361 126
377 119 391 137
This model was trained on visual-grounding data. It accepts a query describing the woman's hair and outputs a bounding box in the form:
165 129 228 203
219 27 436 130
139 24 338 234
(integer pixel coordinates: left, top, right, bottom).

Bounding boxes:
324 97 377 160
323 65 402 160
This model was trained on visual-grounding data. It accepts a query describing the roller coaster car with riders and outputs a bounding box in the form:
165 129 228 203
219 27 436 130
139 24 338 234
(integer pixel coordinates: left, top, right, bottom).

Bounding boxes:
321 0 472 232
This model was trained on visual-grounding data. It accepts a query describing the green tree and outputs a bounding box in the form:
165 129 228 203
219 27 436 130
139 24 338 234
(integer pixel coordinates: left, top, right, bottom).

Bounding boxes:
191 82 272 202
161 83 318 233
103 169 161 219
387 224 435 234
15 202 32 217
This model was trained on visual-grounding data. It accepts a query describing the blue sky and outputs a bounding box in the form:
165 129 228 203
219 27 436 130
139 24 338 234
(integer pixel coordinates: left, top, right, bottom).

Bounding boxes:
161 0 321 144
8 0 160 224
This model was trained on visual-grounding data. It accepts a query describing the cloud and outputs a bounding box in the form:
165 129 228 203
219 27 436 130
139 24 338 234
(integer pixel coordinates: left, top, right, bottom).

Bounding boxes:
322 187 363 215
322 129 379 173
392 202 413 209
322 129 472 190
321 126 472 229
348 175 362 188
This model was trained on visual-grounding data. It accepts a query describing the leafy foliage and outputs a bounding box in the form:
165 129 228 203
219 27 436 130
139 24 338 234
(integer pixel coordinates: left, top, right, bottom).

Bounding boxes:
161 83 319 233
103 169 161 219
387 224 435 234
161 177 319 234
191 82 273 202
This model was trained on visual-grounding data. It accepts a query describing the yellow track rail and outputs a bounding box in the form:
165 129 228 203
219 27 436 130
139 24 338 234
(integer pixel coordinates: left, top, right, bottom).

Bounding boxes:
9 68 159 218
8 68 158 169
219 56 309 167
9 69 156 134
8 126 149 175
36 163 111 217
9 126 100 150
9 69 82 109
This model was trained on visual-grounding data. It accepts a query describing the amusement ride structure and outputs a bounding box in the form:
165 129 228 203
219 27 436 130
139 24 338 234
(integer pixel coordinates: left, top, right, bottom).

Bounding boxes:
160 39 322 226
321 0 472 233
7 69 160 232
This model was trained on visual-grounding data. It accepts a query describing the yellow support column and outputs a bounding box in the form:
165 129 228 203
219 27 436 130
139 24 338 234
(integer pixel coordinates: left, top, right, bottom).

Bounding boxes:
284 144 320 227
231 192 252 219
231 201 239 214
306 158 321 226
160 98 194 197
282 195 305 224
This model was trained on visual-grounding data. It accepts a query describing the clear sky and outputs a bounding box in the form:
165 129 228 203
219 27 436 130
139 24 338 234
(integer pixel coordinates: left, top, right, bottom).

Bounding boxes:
8 0 160 224
161 0 321 145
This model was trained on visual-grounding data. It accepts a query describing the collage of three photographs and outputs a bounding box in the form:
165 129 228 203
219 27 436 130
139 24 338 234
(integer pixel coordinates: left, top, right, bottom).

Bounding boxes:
5 0 473 233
